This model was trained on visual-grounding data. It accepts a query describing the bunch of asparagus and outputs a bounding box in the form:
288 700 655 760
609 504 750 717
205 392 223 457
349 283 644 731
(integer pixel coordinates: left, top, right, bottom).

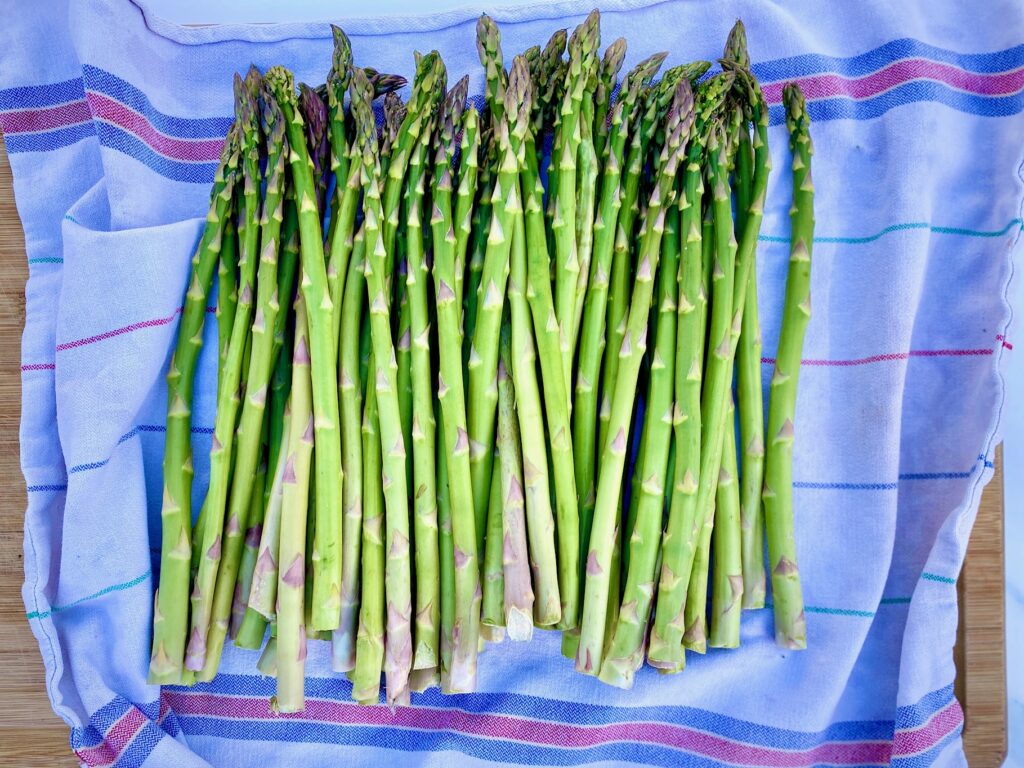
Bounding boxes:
149 11 814 710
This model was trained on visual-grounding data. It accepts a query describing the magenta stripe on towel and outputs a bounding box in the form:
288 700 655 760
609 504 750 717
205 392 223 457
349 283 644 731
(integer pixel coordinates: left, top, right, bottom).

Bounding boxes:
0 99 91 134
891 699 964 757
164 692 893 766
762 59 1024 103
86 92 225 162
55 306 216 352
75 706 147 767
761 347 993 367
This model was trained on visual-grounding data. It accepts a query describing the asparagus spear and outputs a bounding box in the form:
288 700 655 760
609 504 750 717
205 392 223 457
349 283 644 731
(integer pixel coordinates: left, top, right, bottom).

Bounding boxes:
196 81 287 680
325 27 359 350
764 83 813 650
299 84 329 215
351 352 385 703
216 205 238 389
436 407 456 687
552 11 599 391
481 456 505 631
497 327 535 640
185 70 262 674
231 429 267 638
463 121 494 358
709 394 743 648
243 405 290 622
234 195 299 649
453 104 480 313
599 176 681 687
405 120 441 671
594 38 627 163
516 55 581 629
333 225 367 672
505 163 561 628
430 81 482 694
466 113 517 554
350 67 413 704
266 66 344 634
149 122 239 685
576 80 693 675
275 294 315 714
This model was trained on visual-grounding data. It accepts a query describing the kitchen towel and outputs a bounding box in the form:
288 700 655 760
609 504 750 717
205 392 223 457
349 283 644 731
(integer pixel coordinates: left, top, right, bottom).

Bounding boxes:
2 0 1022 765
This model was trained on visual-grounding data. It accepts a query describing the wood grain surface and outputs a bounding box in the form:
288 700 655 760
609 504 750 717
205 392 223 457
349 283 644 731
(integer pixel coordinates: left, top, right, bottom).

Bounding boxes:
0 138 1007 766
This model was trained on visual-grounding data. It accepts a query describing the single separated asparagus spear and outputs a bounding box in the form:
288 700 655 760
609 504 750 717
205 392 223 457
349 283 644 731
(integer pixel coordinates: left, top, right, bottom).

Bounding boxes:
576 80 693 675
197 81 288 680
266 66 344 633
435 407 456 687
149 122 239 685
185 70 262 674
216 203 238 389
764 83 813 650
405 117 442 671
274 294 315 714
430 80 482 694
496 325 535 640
598 166 682 688
515 55 581 629
333 224 367 672
594 37 627 163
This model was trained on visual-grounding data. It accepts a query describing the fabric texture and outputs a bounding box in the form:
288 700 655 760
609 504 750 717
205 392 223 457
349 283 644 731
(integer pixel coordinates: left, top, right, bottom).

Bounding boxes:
3 0 1022 765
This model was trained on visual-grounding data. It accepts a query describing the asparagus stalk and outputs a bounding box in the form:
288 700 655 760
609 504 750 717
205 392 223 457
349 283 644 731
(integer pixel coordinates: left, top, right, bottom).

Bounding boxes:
351 357 385 703
405 121 441 671
552 11 599 391
332 220 367 671
243 405 290 622
231 430 267 638
463 122 494 359
515 55 581 629
430 80 482 694
299 84 329 216
481 457 505 630
576 80 693 675
149 123 239 685
275 294 315 714
496 327 535 640
594 38 627 163
350 68 413 704
196 82 288 680
267 66 344 633
185 71 262 674
764 83 813 650
453 104 480 313
599 180 681 687
476 15 507 130
466 116 517 554
709 393 743 647
506 143 562 628
436 407 456 687
216 206 238 389
325 27 359 349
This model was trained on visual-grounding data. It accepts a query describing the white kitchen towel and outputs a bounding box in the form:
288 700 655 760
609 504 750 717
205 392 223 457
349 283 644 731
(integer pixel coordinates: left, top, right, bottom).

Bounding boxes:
2 0 1022 765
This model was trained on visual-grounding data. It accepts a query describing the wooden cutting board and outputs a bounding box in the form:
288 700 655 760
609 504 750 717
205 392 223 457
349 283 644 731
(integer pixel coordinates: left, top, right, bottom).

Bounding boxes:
0 141 1006 766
